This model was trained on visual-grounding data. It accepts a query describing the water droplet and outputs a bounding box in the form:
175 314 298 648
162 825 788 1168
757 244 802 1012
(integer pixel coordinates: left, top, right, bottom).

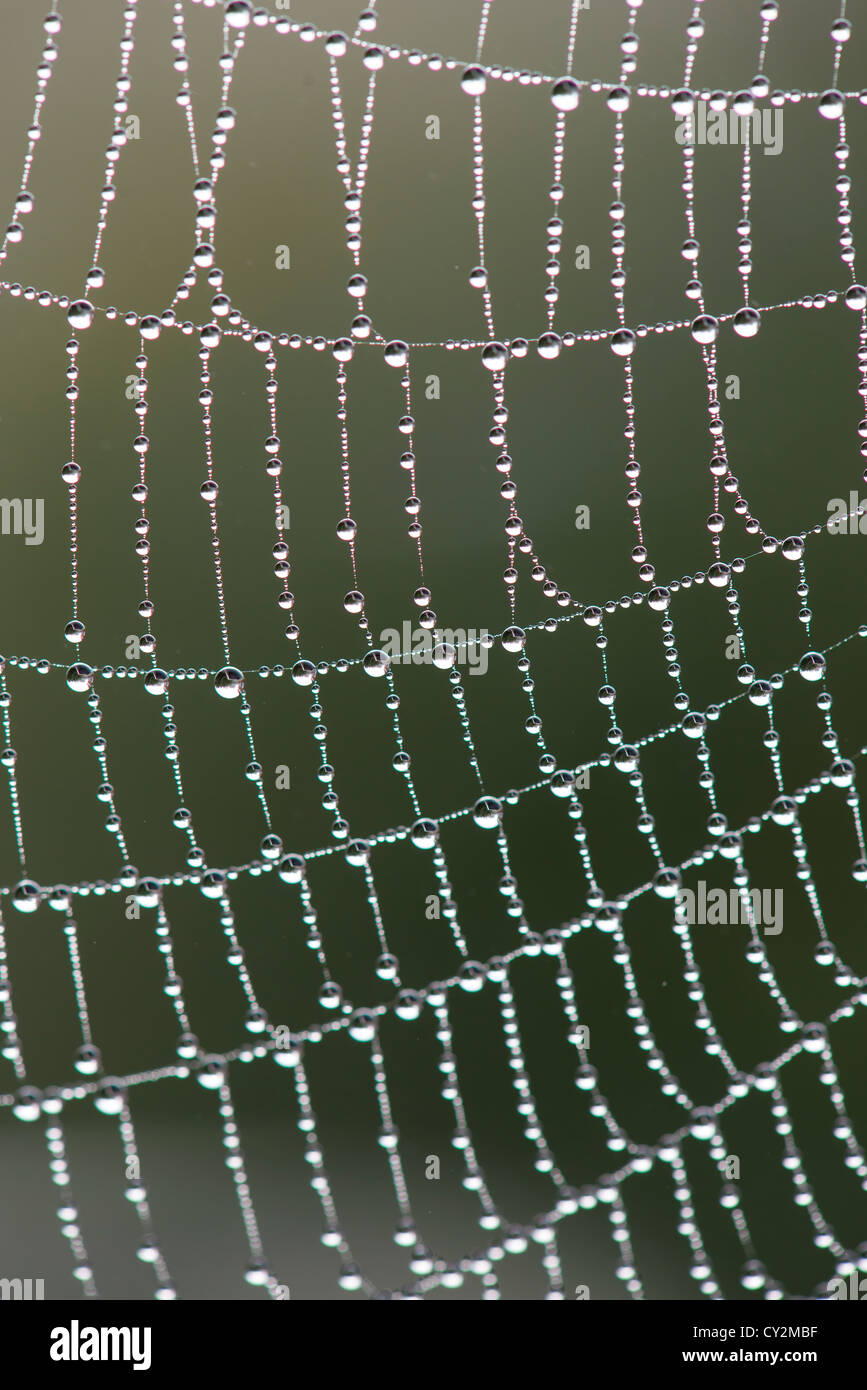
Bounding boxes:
134 878 161 908
338 1262 363 1290
740 1259 767 1290
345 839 370 866
139 315 161 340
259 834 282 863
472 796 502 829
781 535 804 561
362 650 390 677
461 66 486 96
537 332 562 359
319 981 343 1010
94 1078 125 1114
196 1056 225 1089
596 903 621 932
214 666 244 698
732 307 761 337
690 314 719 345
830 758 855 788
482 341 508 371
706 563 730 588
550 77 580 112
653 868 681 899
681 712 706 740
647 587 670 612
671 90 695 116
66 663 94 693
606 86 630 113
278 854 305 883
845 284 867 310
799 652 825 682
610 329 636 357
325 32 348 57
144 669 169 696
690 1107 717 1140
12 1086 43 1121
384 340 408 368
348 1008 377 1042
67 299 94 330
12 879 40 913
818 90 844 119
801 1022 827 1053
375 952 399 980
64 620 86 644
410 818 438 849
748 680 771 706
613 745 638 772
74 1044 101 1075
395 989 422 1021
458 961 486 992
200 870 226 899
770 796 796 826
291 660 316 687
225 1 252 29
432 643 455 670
501 626 526 653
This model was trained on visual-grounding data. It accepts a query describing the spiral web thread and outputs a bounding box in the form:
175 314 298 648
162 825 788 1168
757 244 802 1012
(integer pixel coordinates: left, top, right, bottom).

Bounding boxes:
1 0 867 1301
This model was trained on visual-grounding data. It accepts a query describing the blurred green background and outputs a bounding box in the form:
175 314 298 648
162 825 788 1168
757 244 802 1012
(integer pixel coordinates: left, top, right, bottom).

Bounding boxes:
1 0 867 1300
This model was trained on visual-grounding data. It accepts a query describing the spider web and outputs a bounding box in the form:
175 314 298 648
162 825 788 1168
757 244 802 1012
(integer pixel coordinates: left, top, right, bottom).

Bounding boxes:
1 0 867 1301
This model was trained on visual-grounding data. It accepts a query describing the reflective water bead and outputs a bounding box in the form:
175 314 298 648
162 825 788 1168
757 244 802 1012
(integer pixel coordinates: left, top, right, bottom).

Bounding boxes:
461 66 487 96
144 669 169 696
818 90 844 119
362 650 390 677
67 299 94 330
732 307 761 337
472 796 502 829
383 340 408 368
66 663 94 693
482 341 508 371
798 652 825 682
550 77 580 112
690 314 719 345
214 666 244 698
